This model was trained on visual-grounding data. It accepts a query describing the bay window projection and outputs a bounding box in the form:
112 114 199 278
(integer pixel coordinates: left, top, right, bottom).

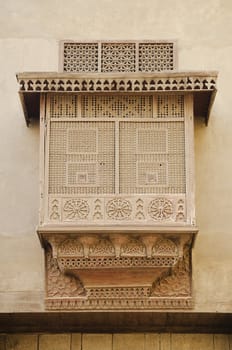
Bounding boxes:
17 40 217 310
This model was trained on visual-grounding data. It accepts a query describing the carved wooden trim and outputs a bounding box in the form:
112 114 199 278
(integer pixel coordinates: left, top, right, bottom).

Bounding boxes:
47 195 188 225
17 73 217 93
16 72 217 125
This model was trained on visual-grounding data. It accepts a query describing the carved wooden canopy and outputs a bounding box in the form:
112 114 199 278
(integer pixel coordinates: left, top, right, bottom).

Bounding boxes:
17 41 217 311
17 71 217 126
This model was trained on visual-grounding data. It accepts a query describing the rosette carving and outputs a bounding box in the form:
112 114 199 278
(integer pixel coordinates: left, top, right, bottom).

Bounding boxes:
63 199 89 220
148 198 173 220
106 198 132 220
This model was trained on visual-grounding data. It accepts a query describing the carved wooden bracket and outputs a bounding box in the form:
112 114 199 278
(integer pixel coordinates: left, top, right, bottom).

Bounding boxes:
38 226 197 310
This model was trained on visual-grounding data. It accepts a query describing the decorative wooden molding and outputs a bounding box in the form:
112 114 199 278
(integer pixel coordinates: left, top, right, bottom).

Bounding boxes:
17 72 217 93
16 72 217 125
47 195 187 225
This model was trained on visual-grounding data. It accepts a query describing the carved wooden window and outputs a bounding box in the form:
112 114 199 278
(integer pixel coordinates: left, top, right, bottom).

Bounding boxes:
38 89 196 310
17 41 217 311
45 93 191 225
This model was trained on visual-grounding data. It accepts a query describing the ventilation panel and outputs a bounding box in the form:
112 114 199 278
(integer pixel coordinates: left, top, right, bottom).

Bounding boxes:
138 43 174 72
63 43 98 73
61 41 176 73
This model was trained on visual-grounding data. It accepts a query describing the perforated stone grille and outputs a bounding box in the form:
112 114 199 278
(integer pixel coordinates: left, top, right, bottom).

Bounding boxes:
63 43 98 72
61 41 176 72
139 43 174 72
81 95 153 118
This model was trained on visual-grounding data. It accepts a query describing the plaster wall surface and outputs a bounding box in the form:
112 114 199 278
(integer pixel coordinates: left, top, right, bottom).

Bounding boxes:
0 0 231 312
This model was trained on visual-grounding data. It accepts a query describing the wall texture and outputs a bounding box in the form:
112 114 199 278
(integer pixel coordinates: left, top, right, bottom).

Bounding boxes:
0 333 232 350
0 0 232 314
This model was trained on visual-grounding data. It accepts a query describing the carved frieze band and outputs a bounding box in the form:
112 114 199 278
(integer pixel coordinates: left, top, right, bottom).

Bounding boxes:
59 256 178 269
45 233 192 275
48 195 186 224
46 298 192 310
47 233 187 260
18 75 216 93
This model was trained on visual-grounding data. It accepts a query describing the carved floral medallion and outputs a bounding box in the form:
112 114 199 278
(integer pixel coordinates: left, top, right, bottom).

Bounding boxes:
148 198 174 220
106 198 132 220
63 199 89 220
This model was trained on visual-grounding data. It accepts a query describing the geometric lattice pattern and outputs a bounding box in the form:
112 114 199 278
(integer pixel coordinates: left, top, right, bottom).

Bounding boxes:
138 43 174 72
81 95 153 118
49 121 115 194
101 43 136 72
137 129 167 153
119 121 185 194
157 95 184 118
67 163 97 186
61 41 176 73
63 43 98 73
67 129 97 153
48 94 186 195
50 94 78 118
48 94 185 120
137 161 168 187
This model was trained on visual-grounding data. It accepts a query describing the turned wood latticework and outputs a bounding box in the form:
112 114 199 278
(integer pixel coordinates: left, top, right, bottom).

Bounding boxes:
17 40 218 311
46 93 187 225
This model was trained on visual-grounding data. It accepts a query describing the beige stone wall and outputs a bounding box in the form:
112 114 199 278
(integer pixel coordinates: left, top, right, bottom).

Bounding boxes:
0 0 232 312
0 333 232 350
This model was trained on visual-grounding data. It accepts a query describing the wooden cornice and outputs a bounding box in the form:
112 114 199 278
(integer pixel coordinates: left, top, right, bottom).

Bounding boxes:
16 71 218 125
